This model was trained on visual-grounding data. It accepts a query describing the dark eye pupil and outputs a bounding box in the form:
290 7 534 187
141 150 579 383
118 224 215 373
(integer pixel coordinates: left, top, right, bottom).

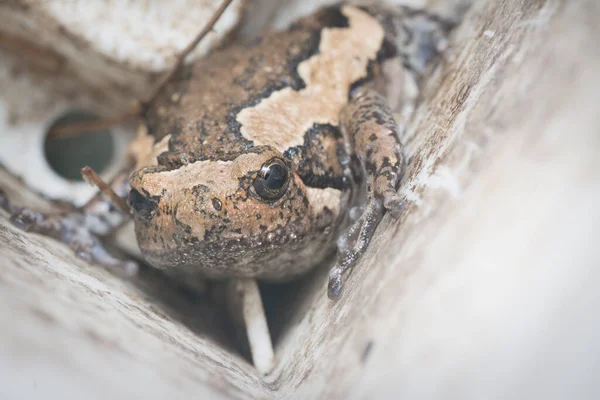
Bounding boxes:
253 158 290 201
264 164 287 190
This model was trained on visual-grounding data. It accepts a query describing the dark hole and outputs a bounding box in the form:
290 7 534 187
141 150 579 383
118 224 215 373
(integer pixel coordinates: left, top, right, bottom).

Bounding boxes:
44 110 114 181
260 254 333 347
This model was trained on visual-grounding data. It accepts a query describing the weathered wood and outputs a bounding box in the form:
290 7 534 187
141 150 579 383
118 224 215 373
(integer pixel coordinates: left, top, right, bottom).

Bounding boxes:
1 0 599 399
0 0 246 98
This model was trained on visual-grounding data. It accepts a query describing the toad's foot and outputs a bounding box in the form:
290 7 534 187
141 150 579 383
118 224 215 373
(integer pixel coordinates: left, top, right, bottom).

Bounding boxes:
328 88 407 300
0 181 136 277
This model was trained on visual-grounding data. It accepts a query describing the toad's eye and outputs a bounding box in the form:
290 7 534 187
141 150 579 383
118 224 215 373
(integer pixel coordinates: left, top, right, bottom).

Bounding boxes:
253 158 290 201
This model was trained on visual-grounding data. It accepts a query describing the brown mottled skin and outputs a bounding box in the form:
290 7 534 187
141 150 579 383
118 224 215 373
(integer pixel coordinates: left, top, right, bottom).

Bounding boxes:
2 3 452 297
128 11 351 280
342 87 404 202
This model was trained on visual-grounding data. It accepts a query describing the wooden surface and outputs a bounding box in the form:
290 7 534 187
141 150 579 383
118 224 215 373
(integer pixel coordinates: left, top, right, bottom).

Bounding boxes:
0 0 245 98
1 0 600 399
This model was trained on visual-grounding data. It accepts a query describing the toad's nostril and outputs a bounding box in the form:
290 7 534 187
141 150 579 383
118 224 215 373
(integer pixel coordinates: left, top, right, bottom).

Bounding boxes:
129 188 157 222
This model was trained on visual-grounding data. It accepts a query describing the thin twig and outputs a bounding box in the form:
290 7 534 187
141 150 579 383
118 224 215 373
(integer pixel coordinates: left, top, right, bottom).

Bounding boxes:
81 166 130 214
47 104 141 140
142 0 234 107
48 0 234 141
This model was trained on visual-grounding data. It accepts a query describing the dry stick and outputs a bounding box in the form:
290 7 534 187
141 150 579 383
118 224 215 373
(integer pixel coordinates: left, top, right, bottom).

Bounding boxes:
81 166 130 214
47 0 235 141
48 104 142 140
143 0 234 109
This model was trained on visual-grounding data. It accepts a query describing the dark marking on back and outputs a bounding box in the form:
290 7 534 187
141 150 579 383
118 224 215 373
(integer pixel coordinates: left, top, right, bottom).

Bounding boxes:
284 123 347 191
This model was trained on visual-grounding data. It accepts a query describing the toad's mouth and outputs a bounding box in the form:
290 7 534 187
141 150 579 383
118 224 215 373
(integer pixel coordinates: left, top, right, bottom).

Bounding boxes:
134 221 334 281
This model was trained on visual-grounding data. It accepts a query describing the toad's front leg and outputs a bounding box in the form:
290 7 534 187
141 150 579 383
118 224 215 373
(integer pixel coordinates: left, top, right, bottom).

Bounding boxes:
0 171 137 276
328 88 405 300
